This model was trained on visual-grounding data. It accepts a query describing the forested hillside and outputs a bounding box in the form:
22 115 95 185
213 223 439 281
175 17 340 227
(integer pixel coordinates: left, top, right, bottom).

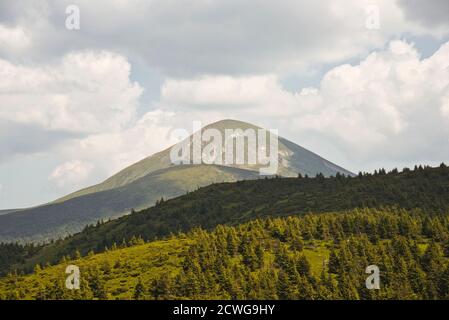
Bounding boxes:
9 164 449 272
2 207 449 300
1 164 449 276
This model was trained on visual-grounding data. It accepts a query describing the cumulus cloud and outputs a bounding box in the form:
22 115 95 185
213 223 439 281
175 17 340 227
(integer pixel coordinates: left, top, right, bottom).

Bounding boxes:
0 50 149 191
0 24 31 51
159 40 449 165
49 160 94 189
54 110 178 181
0 51 142 134
162 75 291 109
1 0 446 76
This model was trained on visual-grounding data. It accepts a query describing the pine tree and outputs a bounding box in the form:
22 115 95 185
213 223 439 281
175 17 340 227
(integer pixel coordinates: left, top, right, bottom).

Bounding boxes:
74 250 82 260
133 279 146 300
328 249 340 273
150 273 172 300
88 270 108 300
296 254 311 277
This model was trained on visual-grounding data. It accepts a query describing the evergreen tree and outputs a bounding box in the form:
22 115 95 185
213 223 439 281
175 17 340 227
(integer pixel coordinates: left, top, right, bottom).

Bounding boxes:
133 278 146 300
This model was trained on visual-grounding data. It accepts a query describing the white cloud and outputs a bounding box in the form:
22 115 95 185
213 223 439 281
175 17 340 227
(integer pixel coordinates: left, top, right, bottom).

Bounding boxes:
0 24 31 51
3 0 448 76
49 160 94 189
162 75 292 109
0 51 142 134
56 110 177 180
442 93 449 118
159 40 449 165
0 50 151 191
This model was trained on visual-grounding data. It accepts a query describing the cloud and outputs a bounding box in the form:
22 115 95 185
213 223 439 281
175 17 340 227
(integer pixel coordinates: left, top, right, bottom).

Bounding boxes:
49 160 94 189
0 49 144 171
53 109 178 181
161 75 291 109
0 24 31 51
0 120 78 162
0 49 148 191
398 0 449 31
0 51 142 134
159 40 449 165
2 0 446 76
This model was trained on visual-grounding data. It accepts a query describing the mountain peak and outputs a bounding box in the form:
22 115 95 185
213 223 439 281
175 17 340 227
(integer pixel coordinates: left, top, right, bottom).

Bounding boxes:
203 119 262 131
53 118 353 204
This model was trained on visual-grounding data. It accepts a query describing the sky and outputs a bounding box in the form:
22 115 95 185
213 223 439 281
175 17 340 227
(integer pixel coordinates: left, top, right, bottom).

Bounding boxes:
1 0 449 209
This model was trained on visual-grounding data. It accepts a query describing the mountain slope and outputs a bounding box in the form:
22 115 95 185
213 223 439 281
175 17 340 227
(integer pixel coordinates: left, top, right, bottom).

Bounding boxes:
0 165 261 243
0 119 353 243
0 209 20 216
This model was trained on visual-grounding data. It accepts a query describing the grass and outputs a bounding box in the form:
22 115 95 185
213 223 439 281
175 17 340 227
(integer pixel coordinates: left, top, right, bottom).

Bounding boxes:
0 235 334 300
0 238 191 300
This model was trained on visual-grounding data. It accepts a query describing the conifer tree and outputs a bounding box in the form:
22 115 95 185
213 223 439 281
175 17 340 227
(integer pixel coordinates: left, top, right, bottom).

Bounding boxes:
133 278 146 300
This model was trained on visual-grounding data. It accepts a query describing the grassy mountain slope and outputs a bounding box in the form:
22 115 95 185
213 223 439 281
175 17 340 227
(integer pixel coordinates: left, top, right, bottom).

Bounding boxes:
0 165 261 243
14 165 449 272
1 207 448 300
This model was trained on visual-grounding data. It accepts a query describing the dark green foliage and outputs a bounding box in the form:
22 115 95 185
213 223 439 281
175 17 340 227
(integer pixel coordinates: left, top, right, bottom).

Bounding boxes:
6 165 449 275
3 207 449 299
144 208 449 300
133 278 146 300
0 243 41 276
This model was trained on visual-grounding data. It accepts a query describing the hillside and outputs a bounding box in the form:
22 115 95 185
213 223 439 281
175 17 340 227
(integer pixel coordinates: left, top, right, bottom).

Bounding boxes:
0 119 353 243
0 165 261 243
2 207 449 300
0 210 19 216
6 164 449 274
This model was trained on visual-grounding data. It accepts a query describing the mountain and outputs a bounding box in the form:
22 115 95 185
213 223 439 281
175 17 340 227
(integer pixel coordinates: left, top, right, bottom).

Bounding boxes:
54 119 352 202
0 209 20 216
0 119 353 243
